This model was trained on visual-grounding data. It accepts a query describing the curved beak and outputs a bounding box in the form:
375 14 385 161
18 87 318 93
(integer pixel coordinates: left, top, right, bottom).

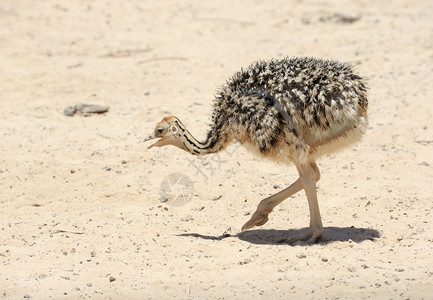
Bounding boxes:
143 133 158 149
143 134 155 143
143 133 170 149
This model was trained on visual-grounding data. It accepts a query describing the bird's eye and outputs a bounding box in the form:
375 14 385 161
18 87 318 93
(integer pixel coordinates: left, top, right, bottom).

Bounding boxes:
156 127 164 134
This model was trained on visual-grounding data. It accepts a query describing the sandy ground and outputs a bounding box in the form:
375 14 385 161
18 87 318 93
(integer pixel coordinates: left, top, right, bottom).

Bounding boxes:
1 0 433 299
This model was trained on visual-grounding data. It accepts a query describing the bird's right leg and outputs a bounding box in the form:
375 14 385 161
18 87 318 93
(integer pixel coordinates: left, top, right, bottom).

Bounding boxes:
287 161 323 243
241 162 321 231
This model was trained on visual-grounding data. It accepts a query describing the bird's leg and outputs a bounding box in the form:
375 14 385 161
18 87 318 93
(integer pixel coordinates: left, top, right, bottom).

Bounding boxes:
242 161 321 232
241 178 303 231
287 161 323 244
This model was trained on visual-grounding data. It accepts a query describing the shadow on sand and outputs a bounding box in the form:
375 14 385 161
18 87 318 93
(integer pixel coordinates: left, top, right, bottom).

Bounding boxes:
177 226 380 245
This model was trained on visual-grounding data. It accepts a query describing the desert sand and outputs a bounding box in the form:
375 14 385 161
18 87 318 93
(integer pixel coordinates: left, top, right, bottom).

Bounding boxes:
1 0 432 299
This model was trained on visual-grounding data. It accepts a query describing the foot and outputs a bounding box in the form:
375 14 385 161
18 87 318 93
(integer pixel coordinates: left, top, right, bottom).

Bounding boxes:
241 211 269 231
287 226 323 244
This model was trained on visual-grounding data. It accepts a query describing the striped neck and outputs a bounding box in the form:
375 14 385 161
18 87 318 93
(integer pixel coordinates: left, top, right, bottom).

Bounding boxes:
176 119 225 156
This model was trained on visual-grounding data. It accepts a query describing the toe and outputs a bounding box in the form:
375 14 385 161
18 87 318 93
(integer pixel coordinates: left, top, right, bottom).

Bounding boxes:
241 213 269 231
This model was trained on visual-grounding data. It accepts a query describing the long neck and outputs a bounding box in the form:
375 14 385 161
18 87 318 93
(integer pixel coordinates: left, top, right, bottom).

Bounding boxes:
177 119 229 156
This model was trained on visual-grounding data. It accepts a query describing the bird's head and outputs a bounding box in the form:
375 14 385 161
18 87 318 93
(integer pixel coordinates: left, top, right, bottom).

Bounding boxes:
143 116 185 150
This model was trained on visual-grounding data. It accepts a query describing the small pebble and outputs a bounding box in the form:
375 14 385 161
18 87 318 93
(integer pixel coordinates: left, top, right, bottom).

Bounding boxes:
24 294 30 298
321 257 328 262
239 258 252 265
334 12 361 23
297 253 306 259
121 160 127 164
396 268 404 272
87 283 92 287
70 169 75 174
109 276 116 282
181 215 193 222
211 195 222 201
38 274 47 279
273 184 280 189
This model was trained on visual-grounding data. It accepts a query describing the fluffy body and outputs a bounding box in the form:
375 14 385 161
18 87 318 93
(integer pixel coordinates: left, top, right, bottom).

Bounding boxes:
206 57 368 164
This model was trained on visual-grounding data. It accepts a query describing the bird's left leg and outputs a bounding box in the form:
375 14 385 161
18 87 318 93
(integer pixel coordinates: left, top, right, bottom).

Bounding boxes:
241 178 303 231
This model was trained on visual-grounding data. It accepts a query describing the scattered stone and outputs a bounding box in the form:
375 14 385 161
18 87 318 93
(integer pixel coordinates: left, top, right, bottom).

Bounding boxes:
273 184 280 189
63 106 76 116
87 283 92 287
212 195 222 201
38 274 46 279
109 276 116 282
318 12 361 24
64 103 109 117
297 253 307 259
334 12 361 23
396 267 404 272
23 294 30 299
321 257 328 262
121 160 127 164
70 169 75 174
239 258 252 265
160 195 168 203
71 248 76 253
223 226 236 236
181 215 194 222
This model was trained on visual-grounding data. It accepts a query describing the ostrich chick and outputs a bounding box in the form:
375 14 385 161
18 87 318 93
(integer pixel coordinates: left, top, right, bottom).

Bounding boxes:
143 57 368 243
